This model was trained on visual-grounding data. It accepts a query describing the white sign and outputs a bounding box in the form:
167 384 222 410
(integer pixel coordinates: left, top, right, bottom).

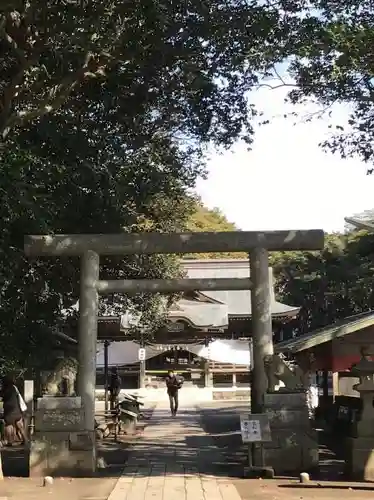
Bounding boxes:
138 348 146 361
240 416 262 443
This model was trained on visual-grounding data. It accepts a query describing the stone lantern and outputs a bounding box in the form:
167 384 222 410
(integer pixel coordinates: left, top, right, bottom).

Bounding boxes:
347 350 374 481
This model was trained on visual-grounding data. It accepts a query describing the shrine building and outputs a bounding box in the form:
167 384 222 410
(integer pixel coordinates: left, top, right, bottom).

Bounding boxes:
275 310 374 406
96 259 299 398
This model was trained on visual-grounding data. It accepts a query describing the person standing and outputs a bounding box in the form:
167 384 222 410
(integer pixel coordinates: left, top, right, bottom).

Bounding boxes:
109 367 122 411
165 370 183 417
0 376 27 446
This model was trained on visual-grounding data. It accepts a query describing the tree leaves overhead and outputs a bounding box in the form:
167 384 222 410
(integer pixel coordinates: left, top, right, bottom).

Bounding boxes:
2 0 373 165
3 0 372 371
0 134 196 371
0 0 288 145
259 0 374 165
0 0 291 370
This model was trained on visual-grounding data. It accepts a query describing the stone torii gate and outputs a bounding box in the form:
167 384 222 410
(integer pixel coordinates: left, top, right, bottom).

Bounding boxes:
24 229 324 474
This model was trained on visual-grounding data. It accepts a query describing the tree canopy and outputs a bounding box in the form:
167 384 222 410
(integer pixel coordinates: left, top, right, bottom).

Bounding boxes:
186 199 247 259
257 0 374 166
0 0 288 370
0 0 287 145
273 230 374 340
1 0 374 370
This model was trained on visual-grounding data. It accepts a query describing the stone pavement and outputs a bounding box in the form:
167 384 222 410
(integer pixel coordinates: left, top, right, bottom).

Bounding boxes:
108 402 242 500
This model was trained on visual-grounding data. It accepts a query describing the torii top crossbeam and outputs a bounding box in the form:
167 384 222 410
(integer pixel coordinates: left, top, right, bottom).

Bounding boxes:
24 229 324 256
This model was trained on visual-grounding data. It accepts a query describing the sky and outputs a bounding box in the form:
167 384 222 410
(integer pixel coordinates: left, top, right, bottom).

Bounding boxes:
195 85 374 233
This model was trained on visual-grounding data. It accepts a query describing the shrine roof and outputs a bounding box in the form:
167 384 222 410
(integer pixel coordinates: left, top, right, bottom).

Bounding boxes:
96 259 300 337
180 259 299 319
275 310 374 354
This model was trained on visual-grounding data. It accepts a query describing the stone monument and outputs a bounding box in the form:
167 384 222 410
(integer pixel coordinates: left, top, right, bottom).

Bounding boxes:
346 348 374 481
43 357 78 396
30 396 95 477
260 391 318 473
259 355 318 473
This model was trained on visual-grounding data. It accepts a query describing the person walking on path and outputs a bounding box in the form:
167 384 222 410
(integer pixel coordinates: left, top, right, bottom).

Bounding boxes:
0 376 27 446
109 367 122 411
165 370 184 417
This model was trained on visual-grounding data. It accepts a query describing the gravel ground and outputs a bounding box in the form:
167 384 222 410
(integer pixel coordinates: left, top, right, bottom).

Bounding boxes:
0 477 118 500
233 480 374 500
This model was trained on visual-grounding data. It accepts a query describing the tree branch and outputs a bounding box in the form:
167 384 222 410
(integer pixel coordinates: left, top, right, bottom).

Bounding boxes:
257 66 297 91
0 4 128 141
0 11 36 138
0 52 105 139
257 82 297 90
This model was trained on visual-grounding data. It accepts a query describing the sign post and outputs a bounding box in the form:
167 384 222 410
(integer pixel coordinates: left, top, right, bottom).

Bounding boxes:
240 413 271 475
240 413 271 443
241 418 262 442
138 348 146 388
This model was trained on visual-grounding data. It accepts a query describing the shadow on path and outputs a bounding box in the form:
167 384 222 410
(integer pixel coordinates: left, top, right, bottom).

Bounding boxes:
120 407 244 478
197 402 348 481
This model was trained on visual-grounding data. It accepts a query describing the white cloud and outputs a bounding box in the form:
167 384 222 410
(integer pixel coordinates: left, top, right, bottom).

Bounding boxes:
196 86 373 232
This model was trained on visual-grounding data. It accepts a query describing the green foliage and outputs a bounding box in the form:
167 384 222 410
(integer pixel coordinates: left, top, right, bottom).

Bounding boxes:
189 203 238 233
273 231 374 339
4 0 372 368
0 0 288 370
0 137 195 371
0 0 286 145
186 199 248 259
258 0 374 165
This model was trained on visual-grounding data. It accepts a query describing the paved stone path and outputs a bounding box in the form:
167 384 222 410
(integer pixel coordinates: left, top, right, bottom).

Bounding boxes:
108 403 242 500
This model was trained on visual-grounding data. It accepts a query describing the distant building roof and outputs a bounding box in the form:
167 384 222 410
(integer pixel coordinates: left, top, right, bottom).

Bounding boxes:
166 259 300 328
275 310 374 354
168 298 229 328
100 259 300 334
